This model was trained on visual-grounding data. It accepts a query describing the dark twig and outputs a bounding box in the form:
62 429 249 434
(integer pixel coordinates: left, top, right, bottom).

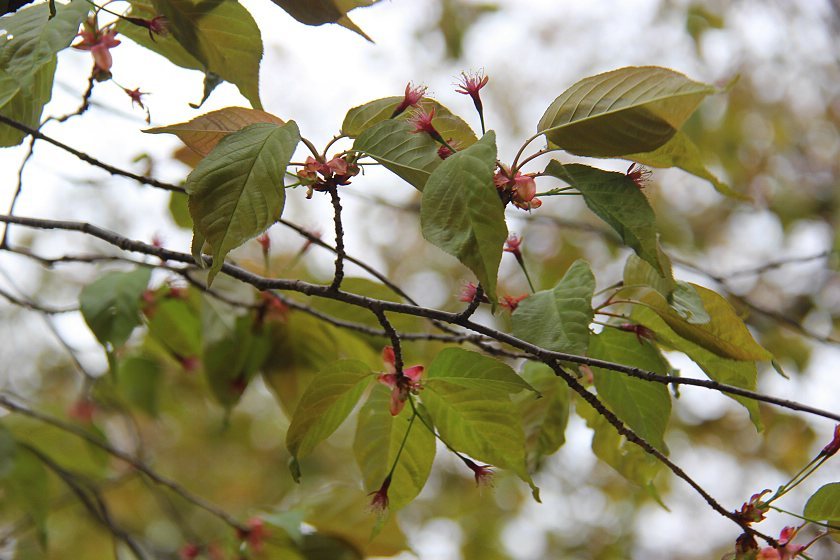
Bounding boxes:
0 395 248 533
0 114 182 192
327 186 345 291
372 305 403 372
455 283 484 321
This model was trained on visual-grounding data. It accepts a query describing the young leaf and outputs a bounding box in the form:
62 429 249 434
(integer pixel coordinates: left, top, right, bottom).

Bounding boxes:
640 286 772 362
150 0 263 108
537 66 715 157
589 329 672 453
353 119 443 189
631 304 763 430
515 362 570 466
426 347 537 395
187 121 300 285
422 377 536 495
803 483 840 523
343 97 477 146
544 161 662 274
146 107 285 157
79 268 152 350
0 0 88 146
623 131 743 199
512 259 595 355
353 385 435 510
285 359 374 462
420 131 506 304
623 253 709 324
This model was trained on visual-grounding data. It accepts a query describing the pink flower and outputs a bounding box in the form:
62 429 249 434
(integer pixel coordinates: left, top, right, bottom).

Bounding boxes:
820 424 840 457
368 475 392 514
408 108 439 136
178 544 200 560
494 167 542 211
756 526 806 560
461 457 494 487
73 27 121 73
626 163 652 189
377 346 424 416
68 398 96 423
504 234 523 259
458 282 489 304
757 549 781 560
236 517 268 552
124 88 148 109
392 82 427 118
124 15 169 40
455 70 489 130
256 233 271 254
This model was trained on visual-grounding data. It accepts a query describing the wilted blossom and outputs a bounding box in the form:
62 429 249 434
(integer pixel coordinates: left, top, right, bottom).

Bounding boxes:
504 234 523 259
499 293 527 312
461 457 494 487
626 163 652 189
735 489 771 524
819 423 840 457
368 474 392 514
73 21 121 75
377 346 424 416
236 517 268 552
391 82 426 118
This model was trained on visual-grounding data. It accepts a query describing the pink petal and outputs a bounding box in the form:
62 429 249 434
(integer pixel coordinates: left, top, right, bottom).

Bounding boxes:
403 365 424 382
377 373 398 389
381 346 396 373
389 388 405 416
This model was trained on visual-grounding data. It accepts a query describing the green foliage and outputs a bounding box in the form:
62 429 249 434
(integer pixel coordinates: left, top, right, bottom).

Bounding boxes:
0 0 88 145
270 0 380 40
590 329 672 453
187 121 300 284
512 259 595 355
803 483 840 523
354 119 442 189
79 267 152 352
354 385 435 510
516 362 571 467
545 161 662 274
421 131 506 304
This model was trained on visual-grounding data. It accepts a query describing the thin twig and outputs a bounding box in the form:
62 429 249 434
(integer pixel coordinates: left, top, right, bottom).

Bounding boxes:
327 186 345 291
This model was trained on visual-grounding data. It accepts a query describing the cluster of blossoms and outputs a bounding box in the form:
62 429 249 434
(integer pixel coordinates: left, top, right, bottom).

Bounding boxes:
296 155 361 198
459 282 526 312
493 164 541 211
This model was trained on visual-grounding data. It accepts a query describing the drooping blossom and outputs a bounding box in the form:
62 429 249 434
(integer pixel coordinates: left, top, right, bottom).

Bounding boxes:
391 82 427 118
124 88 148 109
461 457 494 487
617 323 656 345
734 489 771 524
124 15 169 40
377 346 424 416
504 234 523 259
494 167 541 211
236 517 268 553
499 293 527 312
458 282 489 304
819 423 840 458
73 23 121 75
408 108 446 146
626 163 652 189
368 474 392 514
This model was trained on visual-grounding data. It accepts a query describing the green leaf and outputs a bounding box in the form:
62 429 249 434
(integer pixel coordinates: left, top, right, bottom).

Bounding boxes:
623 253 709 324
353 385 435 510
285 359 374 461
117 354 163 416
118 0 203 70
631 304 763 430
512 259 595 355
545 161 662 274
577 395 663 489
353 119 442 189
624 131 743 199
269 0 381 41
0 0 88 146
423 375 536 494
804 483 840 522
168 191 192 229
670 280 710 325
0 423 18 478
515 362 570 465
187 121 300 285
427 347 536 395
146 296 202 359
79 268 152 350
146 106 286 157
5 446 50 546
640 285 772 362
537 66 715 157
343 97 477 145
421 131 506 304
590 329 671 453
150 0 263 109
204 314 271 409
262 312 379 416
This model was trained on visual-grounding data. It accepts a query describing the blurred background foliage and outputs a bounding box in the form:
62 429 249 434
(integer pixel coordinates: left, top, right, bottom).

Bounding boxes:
1 1 839 559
